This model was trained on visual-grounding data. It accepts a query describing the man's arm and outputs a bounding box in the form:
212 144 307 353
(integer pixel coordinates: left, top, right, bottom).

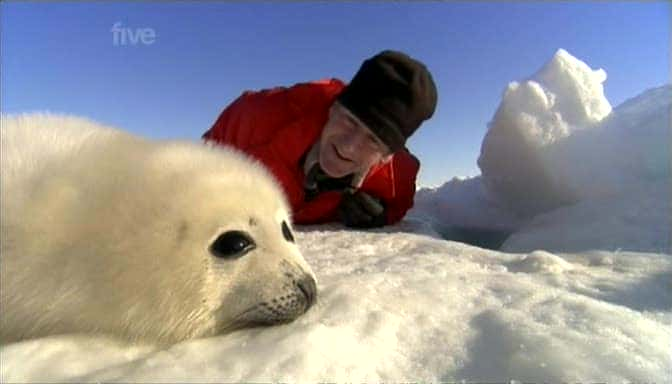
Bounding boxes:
204 88 308 212
380 150 420 225
203 87 292 149
203 81 342 218
339 150 420 227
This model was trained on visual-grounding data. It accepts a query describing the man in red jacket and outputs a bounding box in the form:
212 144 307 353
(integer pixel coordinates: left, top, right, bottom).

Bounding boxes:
203 50 437 228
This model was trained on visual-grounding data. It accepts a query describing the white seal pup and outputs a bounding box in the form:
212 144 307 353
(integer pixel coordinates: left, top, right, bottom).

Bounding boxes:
0 113 317 345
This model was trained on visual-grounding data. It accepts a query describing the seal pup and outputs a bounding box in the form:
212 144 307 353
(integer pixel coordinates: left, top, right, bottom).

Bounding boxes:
0 113 317 344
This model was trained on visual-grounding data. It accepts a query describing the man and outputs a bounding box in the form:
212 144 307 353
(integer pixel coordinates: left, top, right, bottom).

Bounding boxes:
203 50 437 228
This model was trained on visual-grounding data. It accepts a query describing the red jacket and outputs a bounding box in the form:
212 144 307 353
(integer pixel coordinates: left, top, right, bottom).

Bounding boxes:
202 78 420 225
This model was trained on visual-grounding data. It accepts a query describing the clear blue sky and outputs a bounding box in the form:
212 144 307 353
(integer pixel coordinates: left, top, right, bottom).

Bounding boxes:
1 1 669 187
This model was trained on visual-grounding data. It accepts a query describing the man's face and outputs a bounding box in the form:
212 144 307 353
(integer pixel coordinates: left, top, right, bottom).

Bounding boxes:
319 103 391 178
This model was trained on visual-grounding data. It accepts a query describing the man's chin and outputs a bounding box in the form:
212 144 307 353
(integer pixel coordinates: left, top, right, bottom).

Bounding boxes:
320 158 351 178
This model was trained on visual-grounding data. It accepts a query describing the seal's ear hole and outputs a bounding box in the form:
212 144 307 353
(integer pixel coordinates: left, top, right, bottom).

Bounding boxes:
281 221 295 243
209 231 256 259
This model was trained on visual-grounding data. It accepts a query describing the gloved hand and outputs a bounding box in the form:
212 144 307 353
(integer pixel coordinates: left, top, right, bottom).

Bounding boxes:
338 189 387 228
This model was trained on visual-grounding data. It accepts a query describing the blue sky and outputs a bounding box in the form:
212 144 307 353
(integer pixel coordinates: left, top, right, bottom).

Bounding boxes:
1 1 669 187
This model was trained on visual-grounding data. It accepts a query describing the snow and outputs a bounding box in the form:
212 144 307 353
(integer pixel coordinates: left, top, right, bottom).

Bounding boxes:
412 176 523 233
477 49 613 217
2 223 671 382
413 49 671 254
545 85 671 201
409 176 523 249
2 49 671 381
501 181 671 254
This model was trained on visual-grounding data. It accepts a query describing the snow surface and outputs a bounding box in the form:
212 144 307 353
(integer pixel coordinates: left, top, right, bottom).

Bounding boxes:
2 222 671 382
2 49 671 381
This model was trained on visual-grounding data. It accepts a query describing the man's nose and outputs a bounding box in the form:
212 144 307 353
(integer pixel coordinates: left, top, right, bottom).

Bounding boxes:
339 131 367 155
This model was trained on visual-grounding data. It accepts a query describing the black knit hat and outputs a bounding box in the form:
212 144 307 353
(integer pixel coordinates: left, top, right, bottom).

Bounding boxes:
337 50 438 153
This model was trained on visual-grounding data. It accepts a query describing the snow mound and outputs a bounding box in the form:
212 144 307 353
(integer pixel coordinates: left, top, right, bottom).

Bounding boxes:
411 176 523 232
478 49 613 217
533 49 612 127
2 225 670 382
501 181 671 253
546 85 671 200
414 48 670 253
505 250 574 274
502 84 671 253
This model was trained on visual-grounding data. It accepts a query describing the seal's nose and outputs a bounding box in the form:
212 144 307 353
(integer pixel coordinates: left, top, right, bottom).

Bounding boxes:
296 276 317 310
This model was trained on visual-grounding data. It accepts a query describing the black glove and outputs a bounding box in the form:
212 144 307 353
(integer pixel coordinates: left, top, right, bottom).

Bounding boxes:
338 189 387 228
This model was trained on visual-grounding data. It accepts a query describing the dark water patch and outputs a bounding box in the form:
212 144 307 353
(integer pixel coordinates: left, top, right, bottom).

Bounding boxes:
436 225 512 250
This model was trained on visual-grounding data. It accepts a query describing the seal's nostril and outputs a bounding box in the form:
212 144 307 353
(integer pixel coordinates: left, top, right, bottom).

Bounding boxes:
296 276 317 309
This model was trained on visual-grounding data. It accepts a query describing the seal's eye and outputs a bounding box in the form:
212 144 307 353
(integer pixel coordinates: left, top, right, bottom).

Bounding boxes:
209 231 256 259
281 221 295 243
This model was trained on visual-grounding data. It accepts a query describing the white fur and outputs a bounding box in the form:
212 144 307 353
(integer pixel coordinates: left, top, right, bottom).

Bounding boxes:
0 113 316 344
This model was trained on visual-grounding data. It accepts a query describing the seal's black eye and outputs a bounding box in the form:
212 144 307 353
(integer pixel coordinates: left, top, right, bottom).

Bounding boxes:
209 231 256 259
281 221 295 243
